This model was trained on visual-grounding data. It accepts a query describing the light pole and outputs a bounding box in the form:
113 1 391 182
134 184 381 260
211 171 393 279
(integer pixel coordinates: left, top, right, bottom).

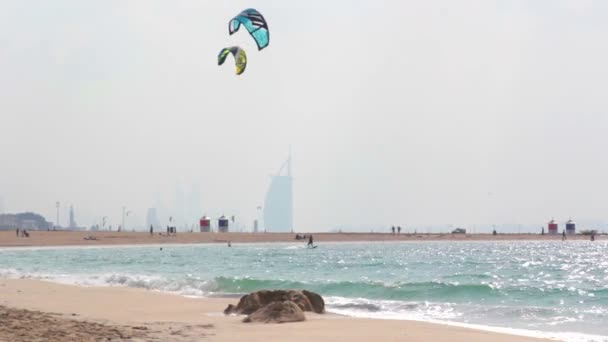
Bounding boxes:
126 211 132 231
55 201 60 230
256 206 263 233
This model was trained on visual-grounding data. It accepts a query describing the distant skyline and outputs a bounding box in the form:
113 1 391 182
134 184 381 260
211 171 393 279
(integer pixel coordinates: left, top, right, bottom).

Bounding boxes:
1 1 607 231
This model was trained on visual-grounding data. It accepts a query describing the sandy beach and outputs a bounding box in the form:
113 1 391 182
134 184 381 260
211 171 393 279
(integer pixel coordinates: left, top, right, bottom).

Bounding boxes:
0 278 550 342
0 230 598 247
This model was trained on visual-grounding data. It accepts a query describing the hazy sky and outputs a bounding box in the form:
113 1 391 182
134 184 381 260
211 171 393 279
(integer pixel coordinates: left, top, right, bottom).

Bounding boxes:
1 1 607 231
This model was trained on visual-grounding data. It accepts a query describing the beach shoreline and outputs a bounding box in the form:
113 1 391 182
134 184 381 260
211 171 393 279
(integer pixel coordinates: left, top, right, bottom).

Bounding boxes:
0 278 551 341
0 230 599 248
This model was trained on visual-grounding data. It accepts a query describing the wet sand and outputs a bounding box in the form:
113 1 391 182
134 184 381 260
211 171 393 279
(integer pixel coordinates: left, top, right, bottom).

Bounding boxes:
0 279 550 342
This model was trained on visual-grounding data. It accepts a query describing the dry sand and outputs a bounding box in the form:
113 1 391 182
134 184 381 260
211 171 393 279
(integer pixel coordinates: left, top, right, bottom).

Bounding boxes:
0 230 597 247
0 279 550 342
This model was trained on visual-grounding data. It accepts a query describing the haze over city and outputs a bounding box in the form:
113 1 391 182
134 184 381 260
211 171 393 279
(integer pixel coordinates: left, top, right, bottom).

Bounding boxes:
1 1 607 232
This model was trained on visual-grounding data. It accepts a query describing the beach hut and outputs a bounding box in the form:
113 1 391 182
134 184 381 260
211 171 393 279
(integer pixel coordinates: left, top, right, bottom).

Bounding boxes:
548 219 558 235
199 216 211 233
218 216 229 233
566 219 576 235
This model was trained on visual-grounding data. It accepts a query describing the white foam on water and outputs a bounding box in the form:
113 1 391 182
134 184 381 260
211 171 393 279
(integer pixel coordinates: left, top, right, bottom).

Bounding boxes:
0 268 222 297
325 296 608 342
283 245 306 250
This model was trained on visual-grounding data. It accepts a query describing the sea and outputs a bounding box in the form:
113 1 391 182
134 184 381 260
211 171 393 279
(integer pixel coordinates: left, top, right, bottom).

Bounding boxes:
1 241 607 341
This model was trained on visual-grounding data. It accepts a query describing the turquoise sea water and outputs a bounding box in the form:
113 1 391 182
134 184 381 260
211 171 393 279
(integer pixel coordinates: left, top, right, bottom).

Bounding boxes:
1 241 607 341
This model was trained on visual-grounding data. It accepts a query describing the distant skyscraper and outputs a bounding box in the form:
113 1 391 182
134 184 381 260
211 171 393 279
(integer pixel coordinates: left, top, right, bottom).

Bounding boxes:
263 153 293 233
69 205 77 228
146 208 161 230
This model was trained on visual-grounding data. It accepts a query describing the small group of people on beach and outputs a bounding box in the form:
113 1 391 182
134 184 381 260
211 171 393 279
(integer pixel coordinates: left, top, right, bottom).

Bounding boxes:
391 226 402 235
147 224 179 237
15 228 30 238
166 226 177 236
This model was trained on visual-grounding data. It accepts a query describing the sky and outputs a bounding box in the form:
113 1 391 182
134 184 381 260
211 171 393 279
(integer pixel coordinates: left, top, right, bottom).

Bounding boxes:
1 1 607 232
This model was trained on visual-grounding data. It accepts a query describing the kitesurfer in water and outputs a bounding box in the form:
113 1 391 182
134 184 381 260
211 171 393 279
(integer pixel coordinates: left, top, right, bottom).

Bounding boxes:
308 235 314 248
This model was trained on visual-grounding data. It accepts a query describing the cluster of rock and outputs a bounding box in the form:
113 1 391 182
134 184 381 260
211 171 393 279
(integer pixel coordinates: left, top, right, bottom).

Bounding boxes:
224 290 325 323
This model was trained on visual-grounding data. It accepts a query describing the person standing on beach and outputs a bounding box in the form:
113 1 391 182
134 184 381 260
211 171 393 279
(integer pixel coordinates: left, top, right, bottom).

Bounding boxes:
149 225 153 236
397 226 401 234
16 228 19 237
562 230 566 241
391 226 395 235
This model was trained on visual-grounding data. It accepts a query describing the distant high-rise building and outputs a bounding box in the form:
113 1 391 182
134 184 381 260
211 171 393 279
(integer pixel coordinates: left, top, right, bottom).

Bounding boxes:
146 208 161 230
69 205 77 228
263 153 293 233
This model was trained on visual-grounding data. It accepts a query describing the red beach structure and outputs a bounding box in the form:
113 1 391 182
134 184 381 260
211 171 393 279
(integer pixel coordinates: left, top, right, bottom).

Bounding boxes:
548 219 558 235
199 216 211 232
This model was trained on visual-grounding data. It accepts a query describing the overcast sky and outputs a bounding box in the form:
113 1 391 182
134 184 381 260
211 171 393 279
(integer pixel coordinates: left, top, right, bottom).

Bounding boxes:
1 1 607 231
